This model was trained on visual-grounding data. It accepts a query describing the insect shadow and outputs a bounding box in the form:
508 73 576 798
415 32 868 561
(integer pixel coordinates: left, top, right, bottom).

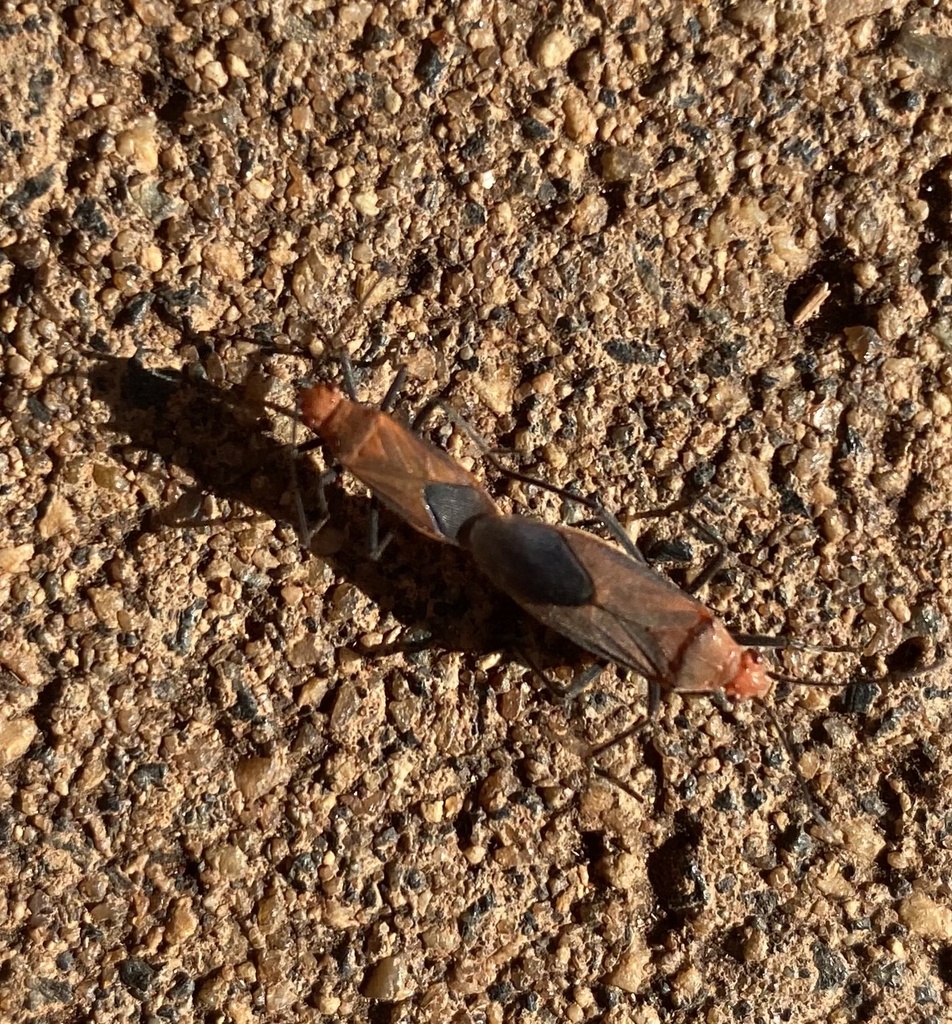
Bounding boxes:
84 350 575 670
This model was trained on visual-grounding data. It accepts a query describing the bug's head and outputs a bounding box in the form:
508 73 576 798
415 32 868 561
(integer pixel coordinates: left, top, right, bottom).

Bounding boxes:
300 383 342 432
726 649 772 701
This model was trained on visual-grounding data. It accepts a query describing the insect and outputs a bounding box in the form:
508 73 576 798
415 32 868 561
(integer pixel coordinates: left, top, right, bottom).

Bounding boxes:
299 367 771 707
298 376 500 548
460 512 771 704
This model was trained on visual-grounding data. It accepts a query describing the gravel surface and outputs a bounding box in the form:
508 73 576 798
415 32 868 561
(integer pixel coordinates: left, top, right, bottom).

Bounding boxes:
2 2 951 1022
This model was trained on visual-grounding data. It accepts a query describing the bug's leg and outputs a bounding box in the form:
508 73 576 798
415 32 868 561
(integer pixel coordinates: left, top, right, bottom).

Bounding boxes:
647 679 662 719
531 661 604 703
739 635 860 656
588 764 648 805
290 455 312 547
358 631 435 658
581 688 662 809
290 382 334 547
367 501 396 561
333 350 409 560
410 387 459 432
584 679 661 761
293 457 335 549
360 364 411 557
880 650 946 682
663 512 727 595
511 644 571 700
363 364 410 559
338 347 360 400
432 401 635 539
380 363 409 412
755 698 838 842
293 430 337 543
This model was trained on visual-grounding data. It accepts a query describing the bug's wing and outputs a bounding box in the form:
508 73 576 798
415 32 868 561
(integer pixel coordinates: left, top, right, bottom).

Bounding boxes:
323 401 499 543
466 516 710 684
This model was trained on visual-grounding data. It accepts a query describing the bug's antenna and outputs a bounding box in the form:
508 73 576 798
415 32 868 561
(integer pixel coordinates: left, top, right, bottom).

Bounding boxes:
767 670 845 690
736 634 861 656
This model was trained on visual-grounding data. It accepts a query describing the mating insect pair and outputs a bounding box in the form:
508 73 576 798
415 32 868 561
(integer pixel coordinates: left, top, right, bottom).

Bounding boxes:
299 369 772 710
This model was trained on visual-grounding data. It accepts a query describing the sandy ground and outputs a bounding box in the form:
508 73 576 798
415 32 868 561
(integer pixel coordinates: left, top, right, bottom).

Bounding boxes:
2 1 952 1022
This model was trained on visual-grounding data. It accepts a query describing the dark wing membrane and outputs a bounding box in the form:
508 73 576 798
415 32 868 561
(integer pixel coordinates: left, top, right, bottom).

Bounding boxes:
464 516 596 606
521 598 666 680
424 482 499 543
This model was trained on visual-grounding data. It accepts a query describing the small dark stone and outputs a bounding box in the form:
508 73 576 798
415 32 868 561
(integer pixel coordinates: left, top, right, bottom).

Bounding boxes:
1 166 55 216
779 487 809 517
286 852 318 891
643 537 694 564
520 117 552 141
891 90 921 112
915 982 938 1004
603 339 664 365
488 980 514 1003
462 201 486 225
74 197 111 238
840 681 880 715
27 396 52 423
859 792 888 816
812 941 848 991
415 40 445 89
30 977 73 1005
868 959 905 989
119 958 156 992
230 688 259 722
130 763 168 789
115 292 155 328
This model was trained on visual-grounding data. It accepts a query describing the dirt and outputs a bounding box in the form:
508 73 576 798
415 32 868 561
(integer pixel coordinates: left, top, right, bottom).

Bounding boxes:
2 2 952 1022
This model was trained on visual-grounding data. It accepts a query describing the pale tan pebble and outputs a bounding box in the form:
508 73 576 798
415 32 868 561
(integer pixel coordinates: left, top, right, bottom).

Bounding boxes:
597 850 642 890
353 191 380 216
670 964 704 1007
115 115 159 173
165 897 199 943
208 844 248 880
563 87 597 144
899 891 952 941
568 194 608 236
0 717 38 766
362 954 410 1001
533 29 574 69
0 543 34 573
606 943 652 993
225 52 250 78
202 60 228 88
235 753 288 802
840 819 885 863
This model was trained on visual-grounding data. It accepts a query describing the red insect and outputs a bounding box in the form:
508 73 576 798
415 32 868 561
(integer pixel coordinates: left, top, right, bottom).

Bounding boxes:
460 514 770 702
299 377 770 704
299 381 499 547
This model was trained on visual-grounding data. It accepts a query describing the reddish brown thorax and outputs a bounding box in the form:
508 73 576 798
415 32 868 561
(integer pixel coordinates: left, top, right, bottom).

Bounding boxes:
299 383 341 430
299 382 499 545
300 384 372 462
